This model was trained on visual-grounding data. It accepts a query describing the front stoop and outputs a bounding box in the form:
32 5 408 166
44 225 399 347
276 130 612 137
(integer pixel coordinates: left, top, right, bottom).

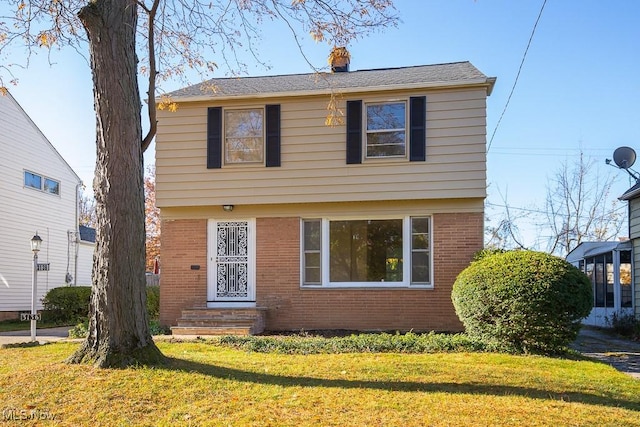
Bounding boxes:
171 307 267 337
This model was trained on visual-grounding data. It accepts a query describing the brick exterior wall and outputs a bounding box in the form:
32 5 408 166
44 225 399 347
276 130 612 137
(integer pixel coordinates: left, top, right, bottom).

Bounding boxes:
160 212 483 332
0 311 19 321
159 219 208 326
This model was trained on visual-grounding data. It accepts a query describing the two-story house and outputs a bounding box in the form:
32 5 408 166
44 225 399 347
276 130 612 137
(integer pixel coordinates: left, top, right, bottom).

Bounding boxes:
156 60 496 335
0 91 93 320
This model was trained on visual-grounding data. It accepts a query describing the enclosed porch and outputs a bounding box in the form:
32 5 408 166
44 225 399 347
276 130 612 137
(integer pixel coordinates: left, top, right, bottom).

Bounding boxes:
567 241 634 327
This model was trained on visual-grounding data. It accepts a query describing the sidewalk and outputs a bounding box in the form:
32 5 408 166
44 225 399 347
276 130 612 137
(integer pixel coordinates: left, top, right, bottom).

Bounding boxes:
0 326 72 346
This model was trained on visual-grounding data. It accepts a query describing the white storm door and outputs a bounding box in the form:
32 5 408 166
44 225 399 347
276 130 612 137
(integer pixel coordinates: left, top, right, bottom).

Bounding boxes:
208 219 256 304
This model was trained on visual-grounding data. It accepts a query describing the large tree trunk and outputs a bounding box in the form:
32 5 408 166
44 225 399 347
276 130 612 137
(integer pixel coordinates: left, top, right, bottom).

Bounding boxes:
67 0 164 367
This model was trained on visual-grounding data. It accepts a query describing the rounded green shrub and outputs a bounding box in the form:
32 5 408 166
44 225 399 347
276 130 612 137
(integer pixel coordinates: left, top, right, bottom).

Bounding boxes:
42 284 160 327
146 286 160 320
42 286 92 323
452 250 592 354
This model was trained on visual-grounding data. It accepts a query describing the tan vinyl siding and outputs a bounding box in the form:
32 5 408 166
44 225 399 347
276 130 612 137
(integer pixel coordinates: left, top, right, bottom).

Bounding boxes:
156 87 488 208
160 198 484 221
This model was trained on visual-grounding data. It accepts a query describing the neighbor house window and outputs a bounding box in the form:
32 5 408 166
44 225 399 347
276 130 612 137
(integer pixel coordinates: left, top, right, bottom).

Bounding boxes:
365 101 406 158
24 171 41 190
44 178 60 195
24 171 60 195
301 216 431 287
224 108 264 164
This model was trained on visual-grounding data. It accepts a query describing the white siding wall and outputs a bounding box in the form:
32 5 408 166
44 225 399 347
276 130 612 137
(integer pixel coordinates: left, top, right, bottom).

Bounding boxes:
75 242 94 286
156 87 488 208
0 93 83 311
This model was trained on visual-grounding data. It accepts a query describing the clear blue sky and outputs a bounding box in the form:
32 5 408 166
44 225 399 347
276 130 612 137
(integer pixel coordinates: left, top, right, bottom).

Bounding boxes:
4 0 640 249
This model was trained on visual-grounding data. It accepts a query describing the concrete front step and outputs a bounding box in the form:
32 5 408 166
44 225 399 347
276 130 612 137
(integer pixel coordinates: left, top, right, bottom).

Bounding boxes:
171 326 252 336
176 319 255 328
172 307 267 336
180 308 266 320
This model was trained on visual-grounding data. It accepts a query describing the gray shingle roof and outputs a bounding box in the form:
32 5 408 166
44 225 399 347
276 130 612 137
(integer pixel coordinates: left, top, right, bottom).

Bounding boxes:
165 61 494 100
79 225 96 243
620 181 640 200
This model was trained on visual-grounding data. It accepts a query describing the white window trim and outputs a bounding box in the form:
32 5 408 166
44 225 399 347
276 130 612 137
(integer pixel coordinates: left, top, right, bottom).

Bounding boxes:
364 100 408 160
300 216 433 289
223 107 266 166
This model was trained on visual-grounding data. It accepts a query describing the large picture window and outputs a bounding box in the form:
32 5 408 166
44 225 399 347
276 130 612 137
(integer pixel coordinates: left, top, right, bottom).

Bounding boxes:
365 101 406 158
301 216 431 287
224 109 264 164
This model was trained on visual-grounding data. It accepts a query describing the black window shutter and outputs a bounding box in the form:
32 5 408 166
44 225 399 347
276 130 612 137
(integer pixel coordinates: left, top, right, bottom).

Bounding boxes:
409 96 426 162
265 104 281 167
207 107 222 169
346 100 362 164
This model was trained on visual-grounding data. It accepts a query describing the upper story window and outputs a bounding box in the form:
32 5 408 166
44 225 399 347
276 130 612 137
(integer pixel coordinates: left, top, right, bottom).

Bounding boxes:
24 171 60 195
346 97 425 165
365 101 407 158
224 108 264 164
24 171 42 190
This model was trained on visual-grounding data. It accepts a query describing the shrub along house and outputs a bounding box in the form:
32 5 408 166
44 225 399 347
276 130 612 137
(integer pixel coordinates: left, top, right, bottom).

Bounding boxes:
156 58 496 335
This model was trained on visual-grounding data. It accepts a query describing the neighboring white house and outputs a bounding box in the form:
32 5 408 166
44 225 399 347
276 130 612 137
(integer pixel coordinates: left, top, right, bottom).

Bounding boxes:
0 91 92 319
76 225 96 286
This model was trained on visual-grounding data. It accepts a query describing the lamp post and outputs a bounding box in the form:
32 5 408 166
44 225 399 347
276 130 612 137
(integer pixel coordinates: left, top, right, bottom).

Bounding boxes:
30 233 42 342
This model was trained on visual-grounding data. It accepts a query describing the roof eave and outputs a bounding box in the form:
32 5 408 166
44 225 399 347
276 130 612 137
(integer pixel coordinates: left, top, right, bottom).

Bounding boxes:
619 182 640 200
157 78 496 104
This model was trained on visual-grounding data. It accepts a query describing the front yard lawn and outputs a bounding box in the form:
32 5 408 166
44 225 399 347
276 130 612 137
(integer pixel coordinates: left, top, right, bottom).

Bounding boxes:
1 340 638 426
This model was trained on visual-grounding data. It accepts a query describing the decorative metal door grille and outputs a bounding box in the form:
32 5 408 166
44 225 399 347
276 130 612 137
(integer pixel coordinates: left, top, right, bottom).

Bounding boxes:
216 221 249 299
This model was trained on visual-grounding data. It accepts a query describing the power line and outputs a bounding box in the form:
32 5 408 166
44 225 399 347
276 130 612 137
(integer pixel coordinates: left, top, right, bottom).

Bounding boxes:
486 0 548 153
485 201 628 220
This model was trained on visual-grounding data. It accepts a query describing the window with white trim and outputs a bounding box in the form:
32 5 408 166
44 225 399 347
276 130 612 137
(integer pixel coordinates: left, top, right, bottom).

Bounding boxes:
24 171 60 195
365 101 406 158
301 216 431 287
224 108 264 164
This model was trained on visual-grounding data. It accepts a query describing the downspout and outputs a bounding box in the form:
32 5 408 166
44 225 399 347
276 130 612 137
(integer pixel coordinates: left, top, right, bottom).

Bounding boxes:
74 182 81 286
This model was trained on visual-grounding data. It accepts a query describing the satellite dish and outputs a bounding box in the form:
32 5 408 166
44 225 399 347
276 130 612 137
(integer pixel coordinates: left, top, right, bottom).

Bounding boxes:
613 146 636 169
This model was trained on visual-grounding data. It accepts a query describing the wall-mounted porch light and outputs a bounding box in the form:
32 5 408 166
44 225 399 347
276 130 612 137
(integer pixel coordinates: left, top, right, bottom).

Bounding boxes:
222 205 234 212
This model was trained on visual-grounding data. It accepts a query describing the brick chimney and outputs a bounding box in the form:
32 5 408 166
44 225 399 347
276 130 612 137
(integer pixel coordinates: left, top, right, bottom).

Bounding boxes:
329 47 350 72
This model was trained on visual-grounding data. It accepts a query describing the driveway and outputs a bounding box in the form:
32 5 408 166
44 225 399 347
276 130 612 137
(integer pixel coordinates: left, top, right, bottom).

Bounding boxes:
571 326 640 379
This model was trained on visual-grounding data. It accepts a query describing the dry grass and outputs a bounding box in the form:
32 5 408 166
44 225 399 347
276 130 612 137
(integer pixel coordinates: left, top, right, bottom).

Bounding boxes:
0 340 639 426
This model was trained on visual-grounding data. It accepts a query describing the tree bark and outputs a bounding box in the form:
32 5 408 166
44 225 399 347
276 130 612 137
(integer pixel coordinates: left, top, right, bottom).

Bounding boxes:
67 0 164 367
